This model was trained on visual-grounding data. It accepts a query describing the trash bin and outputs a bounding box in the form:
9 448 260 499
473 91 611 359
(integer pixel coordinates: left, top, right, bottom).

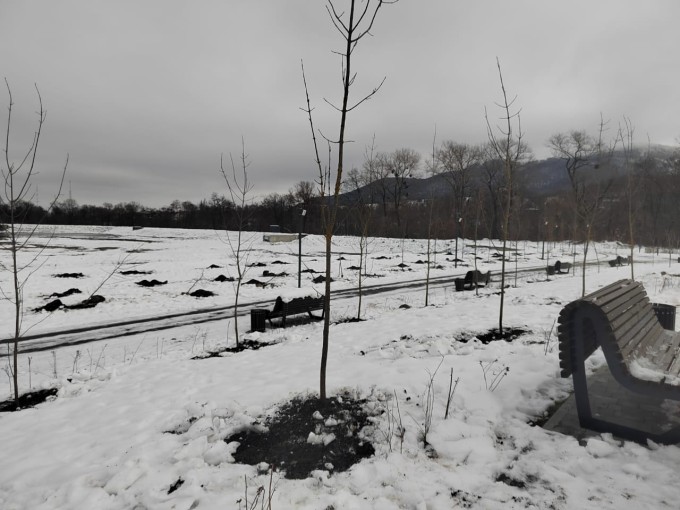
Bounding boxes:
250 309 267 332
454 278 465 292
652 303 676 331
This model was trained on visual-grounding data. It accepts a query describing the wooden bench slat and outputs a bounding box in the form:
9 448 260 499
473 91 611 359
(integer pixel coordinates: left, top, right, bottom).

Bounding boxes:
664 335 680 376
646 330 680 371
607 304 652 345
622 324 664 364
584 280 638 307
619 314 663 359
599 292 649 325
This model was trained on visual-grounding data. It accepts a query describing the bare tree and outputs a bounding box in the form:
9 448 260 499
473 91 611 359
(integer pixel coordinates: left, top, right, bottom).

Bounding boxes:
346 137 379 319
485 59 530 334
548 119 614 296
618 116 637 279
219 138 254 349
436 141 482 266
0 81 68 400
301 0 395 402
388 148 420 226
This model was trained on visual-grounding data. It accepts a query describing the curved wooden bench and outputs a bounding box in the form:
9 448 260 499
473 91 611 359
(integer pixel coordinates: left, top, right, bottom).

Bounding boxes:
558 279 680 443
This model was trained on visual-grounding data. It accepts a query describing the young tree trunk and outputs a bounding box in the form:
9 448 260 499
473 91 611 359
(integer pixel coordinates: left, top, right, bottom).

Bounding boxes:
305 0 393 402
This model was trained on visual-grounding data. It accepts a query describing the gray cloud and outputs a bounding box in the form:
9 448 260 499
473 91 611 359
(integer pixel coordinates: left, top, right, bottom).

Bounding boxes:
1 0 678 207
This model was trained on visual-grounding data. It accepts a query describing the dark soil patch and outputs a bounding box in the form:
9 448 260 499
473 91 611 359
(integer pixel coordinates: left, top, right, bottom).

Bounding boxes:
120 270 152 275
347 265 361 270
374 255 391 260
495 472 537 489
35 299 64 312
36 295 106 311
167 478 184 494
475 327 529 344
213 274 235 282
0 388 58 412
226 393 375 479
396 263 409 268
54 272 84 278
399 304 411 309
312 275 333 284
69 295 106 309
271 260 289 265
335 317 365 324
337 256 347 261
136 279 168 287
301 268 320 274
248 262 267 267
263 270 288 277
208 264 222 269
188 289 215 298
244 279 267 287
51 289 81 299
192 339 271 358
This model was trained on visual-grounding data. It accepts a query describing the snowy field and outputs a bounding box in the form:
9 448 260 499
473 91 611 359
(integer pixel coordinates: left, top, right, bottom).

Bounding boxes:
1 225 680 509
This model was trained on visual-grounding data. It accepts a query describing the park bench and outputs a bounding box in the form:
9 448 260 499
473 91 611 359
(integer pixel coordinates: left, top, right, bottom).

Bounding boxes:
546 260 572 276
557 279 680 443
265 294 325 328
608 255 630 267
455 270 491 291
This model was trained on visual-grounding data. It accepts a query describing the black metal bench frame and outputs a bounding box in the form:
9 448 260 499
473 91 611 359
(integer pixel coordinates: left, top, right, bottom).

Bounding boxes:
558 279 680 443
455 270 491 291
547 260 572 275
266 295 325 328
608 255 630 267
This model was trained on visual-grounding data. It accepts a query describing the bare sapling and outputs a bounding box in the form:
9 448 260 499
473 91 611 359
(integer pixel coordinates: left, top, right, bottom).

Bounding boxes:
444 368 460 420
485 59 529 332
220 138 255 349
543 319 557 355
479 359 509 391
425 127 437 306
301 0 396 401
1 80 68 399
411 356 443 446
238 468 277 510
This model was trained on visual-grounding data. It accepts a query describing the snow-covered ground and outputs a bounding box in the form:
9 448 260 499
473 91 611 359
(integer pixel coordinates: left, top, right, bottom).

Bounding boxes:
1 225 680 509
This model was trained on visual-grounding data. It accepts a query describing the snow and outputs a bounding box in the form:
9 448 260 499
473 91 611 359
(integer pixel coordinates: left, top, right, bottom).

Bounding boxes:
278 287 322 303
2 225 680 509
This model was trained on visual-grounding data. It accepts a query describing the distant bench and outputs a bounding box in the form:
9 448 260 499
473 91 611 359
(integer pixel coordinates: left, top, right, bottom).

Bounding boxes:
608 255 630 267
455 270 491 291
558 279 680 443
266 294 325 328
546 260 572 276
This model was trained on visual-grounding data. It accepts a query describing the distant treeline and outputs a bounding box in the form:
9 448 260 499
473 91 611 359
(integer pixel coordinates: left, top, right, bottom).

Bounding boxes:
3 147 680 248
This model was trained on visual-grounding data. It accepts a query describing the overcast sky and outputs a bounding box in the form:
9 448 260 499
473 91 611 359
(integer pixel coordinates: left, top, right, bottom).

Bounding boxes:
1 0 678 208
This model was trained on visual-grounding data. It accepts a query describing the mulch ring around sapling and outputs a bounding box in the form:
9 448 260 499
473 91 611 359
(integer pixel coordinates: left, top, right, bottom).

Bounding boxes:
474 327 529 344
54 272 85 278
186 289 215 298
226 393 376 480
0 388 58 412
191 339 271 358
136 279 168 287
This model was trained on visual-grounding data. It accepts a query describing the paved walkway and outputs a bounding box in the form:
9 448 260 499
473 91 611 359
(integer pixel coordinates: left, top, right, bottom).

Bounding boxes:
543 366 680 443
